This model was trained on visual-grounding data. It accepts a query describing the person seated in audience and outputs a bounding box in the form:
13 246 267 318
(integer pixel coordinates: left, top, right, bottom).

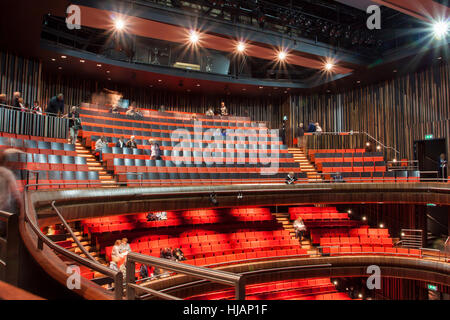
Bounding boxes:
315 122 323 133
220 101 228 116
95 136 108 161
46 93 65 116
120 238 132 255
135 107 144 119
125 105 136 117
285 171 297 185
139 264 149 279
158 105 166 112
31 100 43 115
293 217 307 242
18 98 27 112
332 172 344 183
126 136 138 149
160 247 174 260
148 139 161 160
0 93 7 107
205 106 214 116
307 121 316 133
116 136 126 148
12 92 21 110
172 248 186 261
191 113 198 121
109 105 120 114
64 106 82 145
146 212 159 221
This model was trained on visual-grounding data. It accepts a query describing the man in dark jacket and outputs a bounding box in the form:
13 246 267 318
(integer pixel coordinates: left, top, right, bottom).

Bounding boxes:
307 121 316 133
297 123 305 149
46 93 64 116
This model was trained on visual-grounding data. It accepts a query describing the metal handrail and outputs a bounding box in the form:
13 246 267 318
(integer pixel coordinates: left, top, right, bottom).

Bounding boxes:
125 252 245 300
50 201 97 263
305 131 400 157
23 193 124 299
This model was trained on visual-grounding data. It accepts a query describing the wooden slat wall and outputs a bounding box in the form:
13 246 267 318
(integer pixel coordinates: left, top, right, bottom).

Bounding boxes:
0 52 42 106
290 63 450 160
40 74 284 129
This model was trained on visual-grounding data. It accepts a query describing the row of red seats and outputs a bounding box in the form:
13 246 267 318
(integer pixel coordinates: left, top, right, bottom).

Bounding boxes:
322 246 422 257
289 207 339 213
0 132 68 144
186 278 334 300
289 212 349 221
320 236 392 247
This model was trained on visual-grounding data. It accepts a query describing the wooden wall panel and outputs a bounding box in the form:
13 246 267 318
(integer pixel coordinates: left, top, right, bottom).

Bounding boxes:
290 63 450 160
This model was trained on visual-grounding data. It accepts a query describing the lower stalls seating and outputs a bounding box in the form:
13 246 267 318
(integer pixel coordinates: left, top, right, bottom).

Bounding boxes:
322 246 422 258
322 171 420 182
185 278 350 300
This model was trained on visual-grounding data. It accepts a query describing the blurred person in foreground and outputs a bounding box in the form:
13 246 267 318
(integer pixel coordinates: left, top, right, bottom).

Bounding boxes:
0 149 22 236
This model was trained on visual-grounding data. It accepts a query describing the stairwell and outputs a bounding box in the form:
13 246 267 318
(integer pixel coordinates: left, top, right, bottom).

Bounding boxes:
272 211 318 255
75 141 118 188
287 147 322 182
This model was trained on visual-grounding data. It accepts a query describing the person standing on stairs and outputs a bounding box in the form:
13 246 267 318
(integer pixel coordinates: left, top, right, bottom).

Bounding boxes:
293 217 307 244
64 106 82 145
297 122 305 150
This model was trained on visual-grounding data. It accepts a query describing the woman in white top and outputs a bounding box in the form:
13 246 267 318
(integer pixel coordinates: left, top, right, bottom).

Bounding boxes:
111 240 122 263
315 122 323 133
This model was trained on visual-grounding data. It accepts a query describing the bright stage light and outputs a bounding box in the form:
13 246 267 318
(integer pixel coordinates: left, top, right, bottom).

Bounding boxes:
189 30 200 44
324 62 334 71
277 50 287 61
114 18 125 31
237 42 246 53
433 20 448 39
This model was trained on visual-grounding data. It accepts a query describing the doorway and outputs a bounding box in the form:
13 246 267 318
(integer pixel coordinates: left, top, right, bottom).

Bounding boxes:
414 138 447 181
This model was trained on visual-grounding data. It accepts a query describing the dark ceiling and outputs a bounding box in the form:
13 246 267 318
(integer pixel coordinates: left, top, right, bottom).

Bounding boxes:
0 0 448 96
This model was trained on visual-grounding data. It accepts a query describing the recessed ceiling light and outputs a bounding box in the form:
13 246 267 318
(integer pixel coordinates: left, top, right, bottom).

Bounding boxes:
189 30 200 44
97 64 102 67
106 70 110 74
196 84 200 87
437 56 442 60
58 66 62 70
259 86 263 89
242 88 246 91
80 59 85 63
61 55 67 59
357 80 361 84
187 89 191 92
236 42 246 53
393 69 397 73
107 78 111 81
158 79 162 82
51 58 56 62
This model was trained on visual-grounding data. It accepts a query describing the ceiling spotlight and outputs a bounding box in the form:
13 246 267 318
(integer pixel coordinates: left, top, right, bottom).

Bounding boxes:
392 158 397 163
333 280 338 285
376 145 382 151
324 62 334 72
358 293 363 299
401 232 405 237
51 58 56 62
158 79 162 82
196 83 200 87
97 64 102 67
236 42 246 53
106 70 110 74
61 55 67 59
189 30 200 44
432 20 449 39
114 18 125 31
347 209 352 214
80 59 85 63
277 50 287 61
362 216 367 221
366 142 371 146
58 66 62 70
379 223 384 228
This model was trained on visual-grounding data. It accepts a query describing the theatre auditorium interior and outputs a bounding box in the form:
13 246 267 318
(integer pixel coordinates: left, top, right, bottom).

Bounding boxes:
0 0 449 303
